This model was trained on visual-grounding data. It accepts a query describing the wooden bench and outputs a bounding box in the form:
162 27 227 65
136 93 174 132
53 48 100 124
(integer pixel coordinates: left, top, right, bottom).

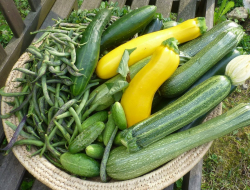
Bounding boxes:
0 0 215 189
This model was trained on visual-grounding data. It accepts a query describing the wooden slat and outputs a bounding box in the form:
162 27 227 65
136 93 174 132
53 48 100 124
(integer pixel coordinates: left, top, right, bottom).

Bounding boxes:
0 97 5 144
32 180 51 190
155 0 174 18
37 0 77 33
205 0 215 30
80 0 102 10
131 0 150 9
182 159 203 190
0 151 26 190
0 44 7 63
109 0 126 7
0 0 55 88
0 0 26 38
28 0 41 12
177 0 197 21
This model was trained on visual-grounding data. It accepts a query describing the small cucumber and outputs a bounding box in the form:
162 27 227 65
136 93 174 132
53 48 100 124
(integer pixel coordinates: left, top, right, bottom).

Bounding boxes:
86 144 105 159
60 152 100 177
103 113 116 146
80 111 108 133
68 121 105 154
112 102 127 130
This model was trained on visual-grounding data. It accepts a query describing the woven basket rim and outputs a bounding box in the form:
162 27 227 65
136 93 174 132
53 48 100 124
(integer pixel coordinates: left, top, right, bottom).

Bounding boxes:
1 51 220 190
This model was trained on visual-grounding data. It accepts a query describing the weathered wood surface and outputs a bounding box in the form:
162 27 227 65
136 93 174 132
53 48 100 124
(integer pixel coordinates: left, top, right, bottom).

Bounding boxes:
0 44 7 63
0 0 26 38
0 0 216 189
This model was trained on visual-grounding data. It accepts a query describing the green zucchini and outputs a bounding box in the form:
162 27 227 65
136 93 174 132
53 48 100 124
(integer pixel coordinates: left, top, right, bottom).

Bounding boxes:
71 9 111 96
68 121 105 154
179 20 241 57
80 111 108 133
159 29 243 98
107 103 250 180
100 5 156 51
60 152 100 177
85 144 105 159
121 75 232 153
140 18 163 35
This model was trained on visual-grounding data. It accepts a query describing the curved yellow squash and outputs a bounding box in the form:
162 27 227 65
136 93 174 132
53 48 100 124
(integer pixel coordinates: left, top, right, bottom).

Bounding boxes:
121 38 180 127
96 17 206 79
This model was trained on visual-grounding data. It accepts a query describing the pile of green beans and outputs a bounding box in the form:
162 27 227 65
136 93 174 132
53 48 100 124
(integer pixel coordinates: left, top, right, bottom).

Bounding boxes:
0 19 103 167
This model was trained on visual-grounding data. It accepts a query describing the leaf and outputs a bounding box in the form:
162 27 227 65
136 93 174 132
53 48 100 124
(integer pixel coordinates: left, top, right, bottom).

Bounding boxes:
221 1 234 16
113 91 123 102
106 80 129 95
117 48 136 78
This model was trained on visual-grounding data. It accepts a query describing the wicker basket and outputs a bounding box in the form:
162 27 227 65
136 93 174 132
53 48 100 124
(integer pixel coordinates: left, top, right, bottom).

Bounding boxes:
1 51 220 190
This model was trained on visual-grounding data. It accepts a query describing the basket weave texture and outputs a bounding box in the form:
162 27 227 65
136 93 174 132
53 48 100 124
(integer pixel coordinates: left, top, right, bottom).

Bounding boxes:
1 52 221 190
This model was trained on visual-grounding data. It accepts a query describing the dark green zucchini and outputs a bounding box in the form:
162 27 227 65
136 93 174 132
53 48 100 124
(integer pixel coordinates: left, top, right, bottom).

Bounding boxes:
179 20 241 57
159 29 243 98
100 5 156 51
121 75 232 153
71 9 111 96
140 18 163 35
107 103 250 180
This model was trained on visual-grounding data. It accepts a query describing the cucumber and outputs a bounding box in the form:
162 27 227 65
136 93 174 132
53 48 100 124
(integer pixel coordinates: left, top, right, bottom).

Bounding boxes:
103 113 116 146
100 6 156 51
159 29 243 98
85 144 105 159
80 111 108 133
112 102 127 130
179 20 241 57
140 18 163 35
71 9 111 96
107 103 250 180
60 152 100 177
88 56 151 111
68 121 105 153
114 131 123 146
121 75 232 153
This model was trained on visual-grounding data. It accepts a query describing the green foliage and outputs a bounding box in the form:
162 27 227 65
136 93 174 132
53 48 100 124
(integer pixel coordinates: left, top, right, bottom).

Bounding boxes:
238 34 250 54
217 0 243 7
0 0 30 47
214 0 235 25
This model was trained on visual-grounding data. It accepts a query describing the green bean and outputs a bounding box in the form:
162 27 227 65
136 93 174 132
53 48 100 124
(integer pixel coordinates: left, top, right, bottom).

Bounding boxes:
33 31 50 44
32 85 43 121
12 78 27 83
10 91 33 114
55 147 67 153
2 100 15 107
29 148 43 157
48 66 63 74
68 107 81 132
41 75 54 106
5 121 38 140
58 57 79 71
32 114 45 139
30 29 80 37
38 96 48 124
0 87 29 97
48 106 57 124
50 33 68 46
58 76 74 86
82 104 98 121
47 99 77 134
54 120 71 143
56 96 64 107
44 60 62 66
43 153 64 169
60 63 67 71
44 134 61 158
45 48 70 57
55 67 68 76
33 52 49 82
52 141 67 147
26 47 43 59
59 92 68 103
27 100 34 117
60 85 70 93
47 79 63 84
14 139 44 147
14 68 37 77
0 113 12 119
67 66 83 77
26 126 40 139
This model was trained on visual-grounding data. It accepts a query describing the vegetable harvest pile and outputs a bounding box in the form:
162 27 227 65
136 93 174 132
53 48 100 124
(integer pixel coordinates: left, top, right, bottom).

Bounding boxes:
1 2 250 182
